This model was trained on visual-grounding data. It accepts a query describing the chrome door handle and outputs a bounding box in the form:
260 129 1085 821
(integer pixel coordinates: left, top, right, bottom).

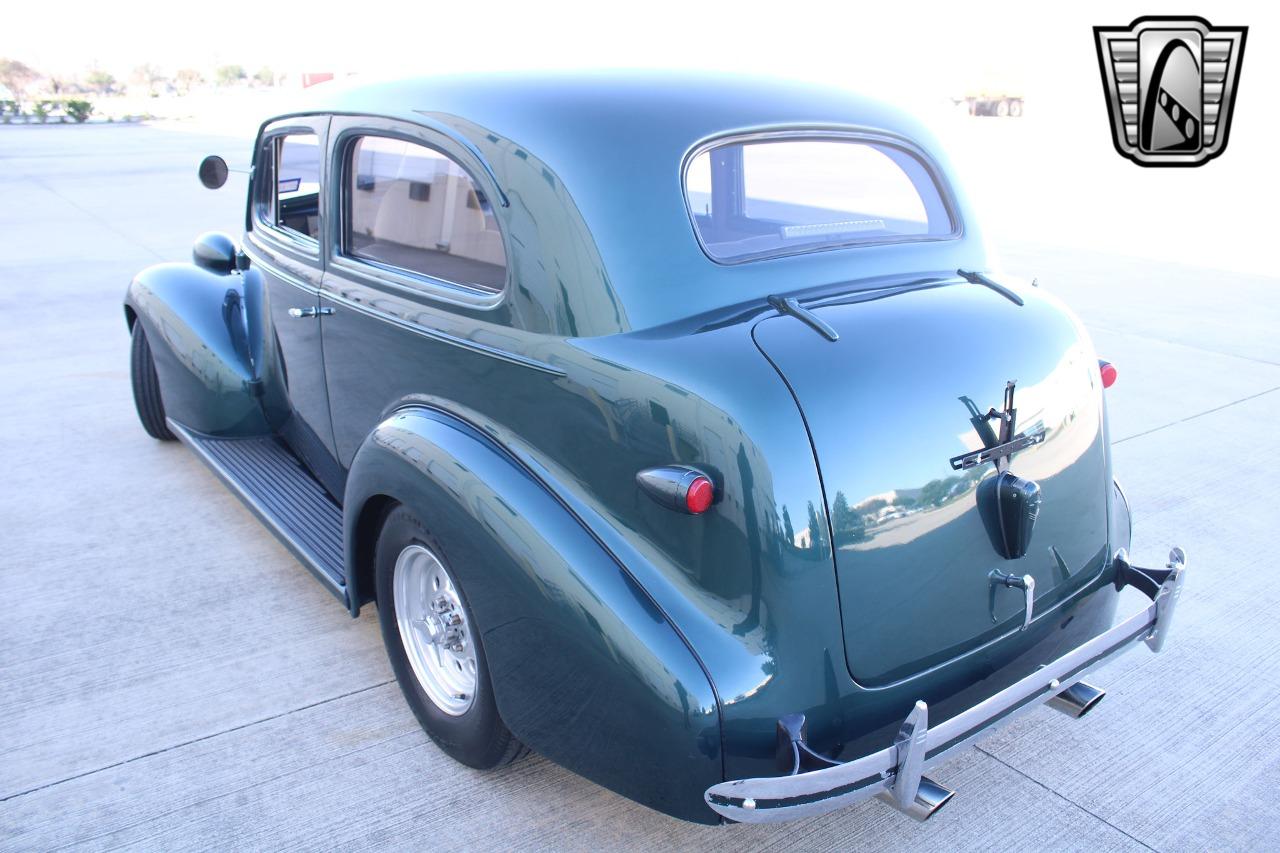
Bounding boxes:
287 307 334 318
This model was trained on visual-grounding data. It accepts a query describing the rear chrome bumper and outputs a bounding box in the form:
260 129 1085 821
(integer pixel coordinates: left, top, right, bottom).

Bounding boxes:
704 547 1187 824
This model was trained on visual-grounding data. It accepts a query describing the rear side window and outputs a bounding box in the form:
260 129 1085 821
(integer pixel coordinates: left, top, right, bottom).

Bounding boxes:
343 136 506 293
684 136 955 263
267 133 321 240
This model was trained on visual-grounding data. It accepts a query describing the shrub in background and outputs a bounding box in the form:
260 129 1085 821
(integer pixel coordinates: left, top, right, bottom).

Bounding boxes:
65 100 92 123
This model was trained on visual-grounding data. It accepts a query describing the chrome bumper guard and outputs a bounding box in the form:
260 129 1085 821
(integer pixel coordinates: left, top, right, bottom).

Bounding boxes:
704 547 1187 824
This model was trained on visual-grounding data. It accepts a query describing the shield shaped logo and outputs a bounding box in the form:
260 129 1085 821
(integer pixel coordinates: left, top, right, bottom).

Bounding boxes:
1094 16 1247 166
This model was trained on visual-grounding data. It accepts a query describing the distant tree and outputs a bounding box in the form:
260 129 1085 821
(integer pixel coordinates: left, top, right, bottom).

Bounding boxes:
175 68 203 94
253 66 276 87
805 500 829 551
132 64 166 96
85 70 116 95
64 99 93 123
919 476 965 508
0 58 38 105
215 64 246 87
831 491 868 547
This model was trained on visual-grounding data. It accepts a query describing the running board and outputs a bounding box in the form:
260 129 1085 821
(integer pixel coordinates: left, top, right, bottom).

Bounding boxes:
168 419 347 604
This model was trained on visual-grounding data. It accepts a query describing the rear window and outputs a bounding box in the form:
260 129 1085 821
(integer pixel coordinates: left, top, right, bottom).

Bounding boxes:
684 136 955 263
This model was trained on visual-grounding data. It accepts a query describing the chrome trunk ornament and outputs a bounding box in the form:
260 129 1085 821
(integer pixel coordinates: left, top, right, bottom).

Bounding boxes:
957 381 1044 560
951 381 1044 473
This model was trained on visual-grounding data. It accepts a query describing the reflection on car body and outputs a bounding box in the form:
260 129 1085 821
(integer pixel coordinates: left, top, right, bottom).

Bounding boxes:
124 72 1186 825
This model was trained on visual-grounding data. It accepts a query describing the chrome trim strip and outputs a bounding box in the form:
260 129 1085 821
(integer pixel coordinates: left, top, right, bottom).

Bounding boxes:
322 288 566 378
406 111 510 208
328 254 504 311
167 419 348 604
252 220 321 259
705 549 1187 823
325 120 511 308
245 248 560 376
243 245 321 296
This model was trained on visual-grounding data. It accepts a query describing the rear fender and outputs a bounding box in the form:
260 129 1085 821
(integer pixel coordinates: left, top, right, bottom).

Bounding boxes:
344 406 723 823
124 262 284 436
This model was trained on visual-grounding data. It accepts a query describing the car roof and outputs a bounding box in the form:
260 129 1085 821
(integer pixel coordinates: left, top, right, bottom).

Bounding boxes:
297 71 987 331
311 70 938 154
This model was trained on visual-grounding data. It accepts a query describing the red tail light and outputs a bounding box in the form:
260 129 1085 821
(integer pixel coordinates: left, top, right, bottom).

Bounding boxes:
636 465 716 514
685 476 715 514
1099 360 1118 389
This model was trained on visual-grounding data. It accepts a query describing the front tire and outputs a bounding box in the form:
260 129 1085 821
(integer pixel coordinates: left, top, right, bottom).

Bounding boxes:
375 505 525 769
129 323 175 441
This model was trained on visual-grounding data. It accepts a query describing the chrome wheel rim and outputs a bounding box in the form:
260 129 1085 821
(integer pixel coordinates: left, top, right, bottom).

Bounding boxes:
393 543 477 716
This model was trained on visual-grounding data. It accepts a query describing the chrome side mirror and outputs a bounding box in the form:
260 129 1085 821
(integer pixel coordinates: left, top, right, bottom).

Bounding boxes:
198 154 229 189
193 231 237 274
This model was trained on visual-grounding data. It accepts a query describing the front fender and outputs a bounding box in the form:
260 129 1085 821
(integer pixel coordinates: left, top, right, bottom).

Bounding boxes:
344 407 723 823
124 262 279 437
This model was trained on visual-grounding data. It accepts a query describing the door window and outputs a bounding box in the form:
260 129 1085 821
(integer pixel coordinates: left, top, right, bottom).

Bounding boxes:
263 133 322 241
343 135 506 293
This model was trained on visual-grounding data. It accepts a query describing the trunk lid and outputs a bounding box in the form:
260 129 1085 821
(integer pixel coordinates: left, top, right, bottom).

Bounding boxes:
754 278 1110 687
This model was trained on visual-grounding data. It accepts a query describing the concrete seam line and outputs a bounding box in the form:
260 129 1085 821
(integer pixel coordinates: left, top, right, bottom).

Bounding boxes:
1115 385 1280 445
0 679 396 803
974 745 1160 852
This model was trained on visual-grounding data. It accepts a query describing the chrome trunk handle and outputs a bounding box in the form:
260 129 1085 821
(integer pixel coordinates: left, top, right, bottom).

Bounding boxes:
990 570 1036 630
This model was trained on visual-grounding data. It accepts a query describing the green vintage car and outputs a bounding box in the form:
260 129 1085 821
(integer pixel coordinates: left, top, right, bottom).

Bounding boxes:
124 72 1186 825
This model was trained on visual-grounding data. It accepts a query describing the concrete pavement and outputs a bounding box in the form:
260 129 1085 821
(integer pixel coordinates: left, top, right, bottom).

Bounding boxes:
2 123 1277 851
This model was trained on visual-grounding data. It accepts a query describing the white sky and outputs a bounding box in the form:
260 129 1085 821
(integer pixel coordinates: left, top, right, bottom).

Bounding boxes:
0 0 1089 89
5 0 1278 276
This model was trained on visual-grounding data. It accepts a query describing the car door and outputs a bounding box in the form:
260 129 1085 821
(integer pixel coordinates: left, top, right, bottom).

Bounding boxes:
242 115 344 497
317 118 515 469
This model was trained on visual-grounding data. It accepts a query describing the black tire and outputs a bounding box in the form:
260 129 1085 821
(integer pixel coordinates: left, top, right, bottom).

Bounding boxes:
130 323 175 441
375 505 526 769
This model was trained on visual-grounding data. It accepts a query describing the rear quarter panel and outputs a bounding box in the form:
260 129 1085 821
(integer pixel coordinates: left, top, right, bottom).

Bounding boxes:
343 408 723 823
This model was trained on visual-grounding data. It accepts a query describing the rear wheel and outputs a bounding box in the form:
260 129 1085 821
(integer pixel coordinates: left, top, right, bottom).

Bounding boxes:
375 505 526 768
129 323 175 441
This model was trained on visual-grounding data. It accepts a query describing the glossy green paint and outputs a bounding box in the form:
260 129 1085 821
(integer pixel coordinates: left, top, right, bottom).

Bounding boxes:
754 283 1112 686
126 262 270 437
123 72 1132 823
343 408 722 822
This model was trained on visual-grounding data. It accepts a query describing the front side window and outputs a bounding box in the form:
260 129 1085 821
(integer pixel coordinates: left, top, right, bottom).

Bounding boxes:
344 136 506 293
685 135 955 262
266 133 321 241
